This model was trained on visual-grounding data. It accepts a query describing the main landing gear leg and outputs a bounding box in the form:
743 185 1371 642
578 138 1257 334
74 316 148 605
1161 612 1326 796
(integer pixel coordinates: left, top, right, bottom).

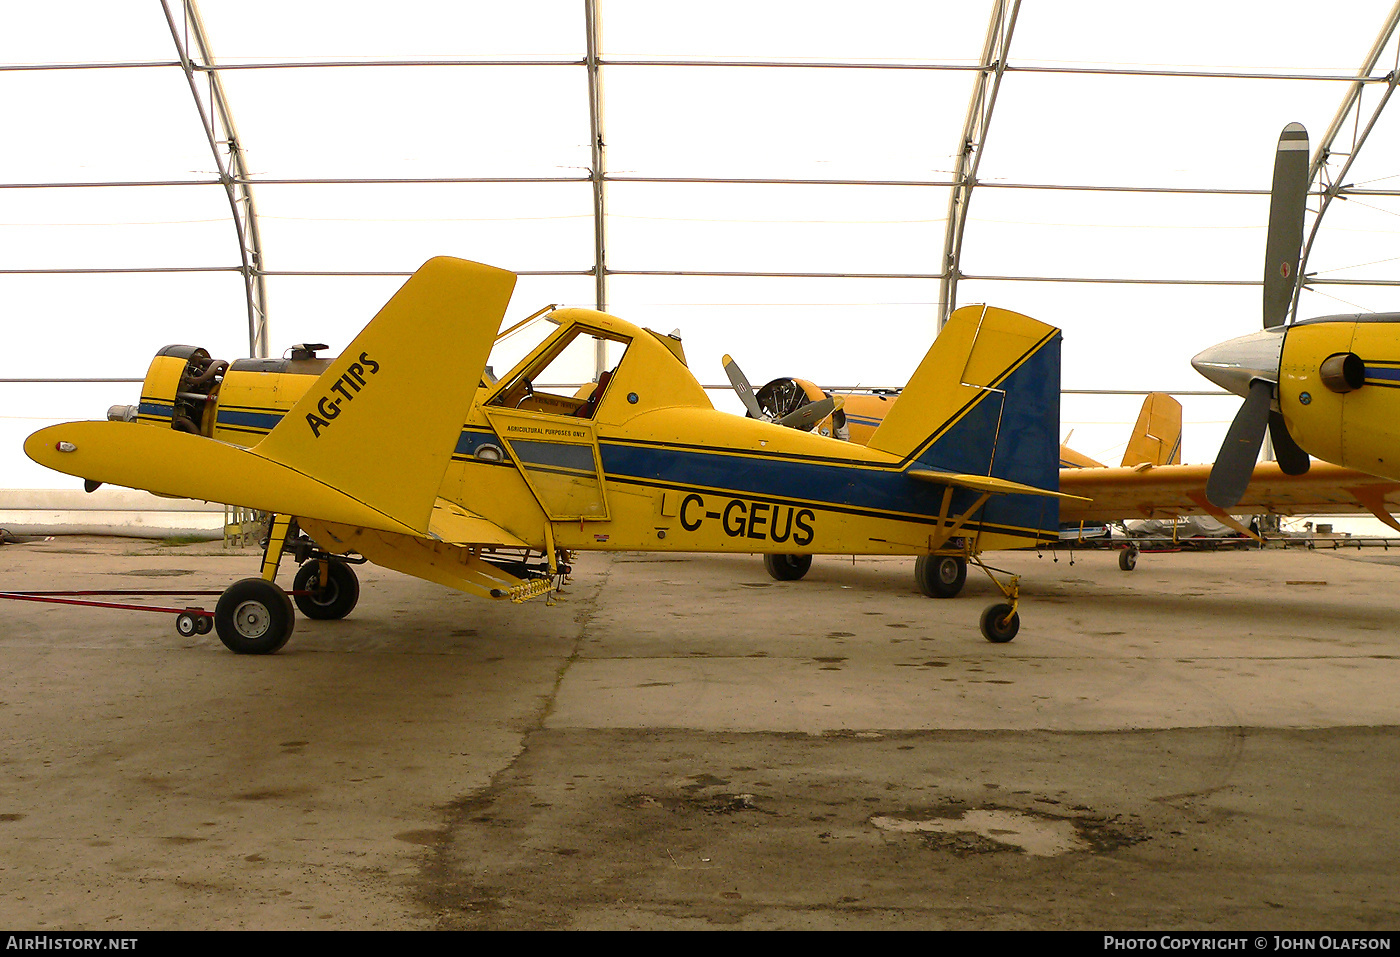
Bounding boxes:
971 557 1021 644
259 514 294 583
213 513 297 655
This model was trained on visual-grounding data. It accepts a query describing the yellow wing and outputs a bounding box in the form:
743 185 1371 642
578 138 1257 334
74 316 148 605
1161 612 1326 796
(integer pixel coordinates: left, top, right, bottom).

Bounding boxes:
26 257 517 538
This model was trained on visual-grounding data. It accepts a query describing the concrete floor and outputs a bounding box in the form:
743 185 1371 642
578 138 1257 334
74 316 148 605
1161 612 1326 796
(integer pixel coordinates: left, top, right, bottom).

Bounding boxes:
0 536 1398 930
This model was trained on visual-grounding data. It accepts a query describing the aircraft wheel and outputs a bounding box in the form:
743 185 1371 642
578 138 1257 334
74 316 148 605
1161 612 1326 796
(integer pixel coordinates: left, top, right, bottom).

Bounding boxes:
979 603 1020 643
214 578 295 655
293 560 360 620
763 553 812 581
1118 546 1139 572
915 554 966 598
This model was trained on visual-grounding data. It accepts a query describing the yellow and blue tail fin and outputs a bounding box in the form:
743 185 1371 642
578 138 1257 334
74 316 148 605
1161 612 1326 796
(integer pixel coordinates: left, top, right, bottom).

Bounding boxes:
867 304 1063 541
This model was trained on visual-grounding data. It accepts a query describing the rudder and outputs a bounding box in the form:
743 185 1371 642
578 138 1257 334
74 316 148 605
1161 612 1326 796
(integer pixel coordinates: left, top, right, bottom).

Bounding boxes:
1120 392 1182 467
867 304 1062 540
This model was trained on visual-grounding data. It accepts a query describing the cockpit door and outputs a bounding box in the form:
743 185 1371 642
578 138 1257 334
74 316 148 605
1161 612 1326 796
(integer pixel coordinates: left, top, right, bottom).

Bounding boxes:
482 408 609 521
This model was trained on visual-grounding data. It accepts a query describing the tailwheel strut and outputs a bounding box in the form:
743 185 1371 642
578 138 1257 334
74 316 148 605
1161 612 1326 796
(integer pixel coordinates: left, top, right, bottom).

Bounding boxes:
970 556 1021 643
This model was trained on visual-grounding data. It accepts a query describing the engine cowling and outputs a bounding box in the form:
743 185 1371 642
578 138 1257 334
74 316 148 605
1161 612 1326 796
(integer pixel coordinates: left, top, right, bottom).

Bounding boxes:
108 345 228 436
114 345 331 448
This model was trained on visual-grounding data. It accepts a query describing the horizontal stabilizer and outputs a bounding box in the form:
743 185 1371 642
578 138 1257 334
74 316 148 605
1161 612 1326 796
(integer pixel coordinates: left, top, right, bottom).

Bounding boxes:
907 468 1090 502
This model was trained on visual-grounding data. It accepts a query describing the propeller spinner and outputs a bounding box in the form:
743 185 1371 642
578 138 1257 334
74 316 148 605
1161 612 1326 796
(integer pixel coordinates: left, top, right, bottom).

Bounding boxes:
1192 122 1313 508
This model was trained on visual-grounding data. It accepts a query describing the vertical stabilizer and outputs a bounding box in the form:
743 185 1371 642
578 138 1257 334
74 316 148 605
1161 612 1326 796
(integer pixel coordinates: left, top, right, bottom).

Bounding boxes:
1120 392 1183 467
867 304 1062 538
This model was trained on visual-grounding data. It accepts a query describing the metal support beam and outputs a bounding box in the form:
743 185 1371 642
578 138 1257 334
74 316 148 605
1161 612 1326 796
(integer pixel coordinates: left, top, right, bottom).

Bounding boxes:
1293 0 1400 322
937 0 1021 329
585 0 609 377
159 0 270 358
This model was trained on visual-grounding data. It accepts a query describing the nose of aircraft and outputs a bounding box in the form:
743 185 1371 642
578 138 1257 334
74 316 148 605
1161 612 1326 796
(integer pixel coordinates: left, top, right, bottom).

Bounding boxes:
1190 328 1286 398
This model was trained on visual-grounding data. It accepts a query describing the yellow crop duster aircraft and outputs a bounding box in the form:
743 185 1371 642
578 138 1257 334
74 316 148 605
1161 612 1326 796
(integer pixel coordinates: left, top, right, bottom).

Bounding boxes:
25 258 1078 652
1195 122 1400 503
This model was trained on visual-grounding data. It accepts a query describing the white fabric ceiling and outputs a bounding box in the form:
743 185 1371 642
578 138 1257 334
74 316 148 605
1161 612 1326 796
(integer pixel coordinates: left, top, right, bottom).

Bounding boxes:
3 0 1400 488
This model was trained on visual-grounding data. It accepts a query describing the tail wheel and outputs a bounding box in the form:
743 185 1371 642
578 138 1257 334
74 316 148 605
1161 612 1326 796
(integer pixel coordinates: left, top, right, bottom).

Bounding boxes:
1118 546 1139 572
763 553 812 581
214 578 295 655
979 603 1020 643
915 554 967 598
292 560 361 620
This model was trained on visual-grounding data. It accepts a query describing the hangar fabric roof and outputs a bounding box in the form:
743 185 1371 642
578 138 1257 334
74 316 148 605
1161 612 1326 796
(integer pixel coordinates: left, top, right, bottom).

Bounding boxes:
4 0 1400 485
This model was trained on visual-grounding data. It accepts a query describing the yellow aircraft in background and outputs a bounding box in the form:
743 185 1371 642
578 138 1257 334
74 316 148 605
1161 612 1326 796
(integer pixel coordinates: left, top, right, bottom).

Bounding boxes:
731 363 1400 571
25 258 1079 652
1058 392 1182 471
724 364 1183 472
1195 122 1400 503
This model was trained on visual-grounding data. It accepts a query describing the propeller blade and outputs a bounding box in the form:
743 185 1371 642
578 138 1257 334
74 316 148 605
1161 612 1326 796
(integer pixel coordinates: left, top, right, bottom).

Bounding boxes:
1262 122 1309 329
1268 411 1311 476
774 395 843 432
722 354 767 420
1206 379 1273 509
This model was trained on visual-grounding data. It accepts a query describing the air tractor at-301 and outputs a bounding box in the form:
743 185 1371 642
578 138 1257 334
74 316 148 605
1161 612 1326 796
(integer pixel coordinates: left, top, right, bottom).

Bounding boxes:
28 258 1080 653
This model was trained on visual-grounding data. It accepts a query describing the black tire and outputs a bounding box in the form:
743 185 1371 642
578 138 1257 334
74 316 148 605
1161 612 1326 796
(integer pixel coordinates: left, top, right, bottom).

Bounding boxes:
214 578 295 655
979 603 1020 643
175 613 198 637
915 554 967 598
1118 546 1139 572
763 553 812 581
292 560 360 620
195 614 213 635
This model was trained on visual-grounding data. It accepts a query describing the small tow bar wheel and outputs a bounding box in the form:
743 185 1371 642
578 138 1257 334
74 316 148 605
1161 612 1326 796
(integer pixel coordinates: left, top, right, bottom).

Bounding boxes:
915 554 967 598
1118 546 1139 572
292 560 361 620
979 603 1020 643
214 578 295 655
763 553 812 581
175 612 199 637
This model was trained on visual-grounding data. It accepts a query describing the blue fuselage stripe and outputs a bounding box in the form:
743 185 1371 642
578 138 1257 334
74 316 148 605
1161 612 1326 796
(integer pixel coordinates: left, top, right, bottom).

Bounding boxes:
1364 363 1400 384
207 413 1057 537
216 409 283 431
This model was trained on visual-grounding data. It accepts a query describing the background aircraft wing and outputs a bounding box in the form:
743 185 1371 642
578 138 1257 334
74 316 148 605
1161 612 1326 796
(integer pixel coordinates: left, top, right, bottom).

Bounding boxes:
1061 461 1400 532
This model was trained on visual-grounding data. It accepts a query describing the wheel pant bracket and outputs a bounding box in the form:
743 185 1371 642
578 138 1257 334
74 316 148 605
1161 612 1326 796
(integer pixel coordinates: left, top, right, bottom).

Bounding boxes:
971 556 1020 620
